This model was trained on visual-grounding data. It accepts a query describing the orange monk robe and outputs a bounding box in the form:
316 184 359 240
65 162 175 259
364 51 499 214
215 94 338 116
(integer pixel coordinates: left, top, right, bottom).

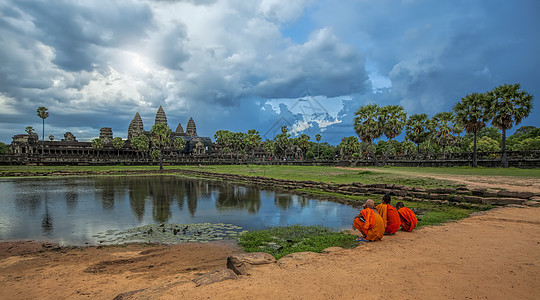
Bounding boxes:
397 207 417 232
353 208 385 241
376 203 401 234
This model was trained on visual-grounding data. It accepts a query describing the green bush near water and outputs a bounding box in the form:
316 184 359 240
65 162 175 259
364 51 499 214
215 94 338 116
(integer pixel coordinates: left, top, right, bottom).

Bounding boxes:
237 225 358 259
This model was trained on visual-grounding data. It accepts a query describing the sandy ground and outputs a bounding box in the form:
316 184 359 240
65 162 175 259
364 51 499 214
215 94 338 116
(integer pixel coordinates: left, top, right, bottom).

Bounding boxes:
0 206 538 299
339 167 540 194
1 172 539 299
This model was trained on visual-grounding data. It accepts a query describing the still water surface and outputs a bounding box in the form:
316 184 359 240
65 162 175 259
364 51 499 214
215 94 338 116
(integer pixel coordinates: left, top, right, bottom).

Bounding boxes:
0 176 358 245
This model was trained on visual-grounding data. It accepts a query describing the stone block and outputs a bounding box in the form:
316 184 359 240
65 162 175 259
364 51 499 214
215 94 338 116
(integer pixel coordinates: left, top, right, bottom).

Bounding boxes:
450 195 463 202
516 191 535 199
370 188 386 194
396 190 408 197
463 196 483 203
412 187 426 192
412 192 428 198
435 188 455 194
482 198 526 205
227 252 276 275
192 268 238 286
484 191 499 197
471 188 486 196
498 190 518 198
393 184 405 189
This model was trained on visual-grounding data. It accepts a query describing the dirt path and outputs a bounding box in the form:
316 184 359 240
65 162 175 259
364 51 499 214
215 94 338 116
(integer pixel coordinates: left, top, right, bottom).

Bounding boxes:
337 167 540 194
1 206 538 299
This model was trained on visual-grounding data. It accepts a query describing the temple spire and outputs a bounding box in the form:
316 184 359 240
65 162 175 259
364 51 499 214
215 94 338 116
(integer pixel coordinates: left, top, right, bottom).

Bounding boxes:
154 106 168 128
128 112 144 140
186 117 197 136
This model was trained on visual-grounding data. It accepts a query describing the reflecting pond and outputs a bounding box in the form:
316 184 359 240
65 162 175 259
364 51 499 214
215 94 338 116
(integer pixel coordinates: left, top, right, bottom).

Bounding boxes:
0 176 359 245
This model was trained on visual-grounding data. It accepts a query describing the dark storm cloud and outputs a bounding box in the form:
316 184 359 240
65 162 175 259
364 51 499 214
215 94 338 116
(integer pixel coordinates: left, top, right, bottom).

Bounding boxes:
10 0 153 72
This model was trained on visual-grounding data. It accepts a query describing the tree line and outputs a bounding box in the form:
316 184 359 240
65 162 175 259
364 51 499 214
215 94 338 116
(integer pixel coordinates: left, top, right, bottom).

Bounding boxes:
352 83 534 167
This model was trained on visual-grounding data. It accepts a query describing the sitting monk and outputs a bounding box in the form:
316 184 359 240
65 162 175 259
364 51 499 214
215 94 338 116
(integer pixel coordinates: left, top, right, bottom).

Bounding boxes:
395 202 417 232
353 199 385 241
376 194 401 235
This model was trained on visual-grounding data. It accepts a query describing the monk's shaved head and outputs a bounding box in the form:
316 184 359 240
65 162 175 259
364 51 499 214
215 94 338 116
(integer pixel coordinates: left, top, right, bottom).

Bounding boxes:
395 202 404 209
364 199 375 209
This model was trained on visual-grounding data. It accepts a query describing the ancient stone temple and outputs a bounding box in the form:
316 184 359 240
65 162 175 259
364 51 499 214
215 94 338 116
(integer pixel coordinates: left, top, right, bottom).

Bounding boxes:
176 123 184 134
63 132 77 142
186 117 197 136
154 106 168 128
128 112 144 140
100 127 113 144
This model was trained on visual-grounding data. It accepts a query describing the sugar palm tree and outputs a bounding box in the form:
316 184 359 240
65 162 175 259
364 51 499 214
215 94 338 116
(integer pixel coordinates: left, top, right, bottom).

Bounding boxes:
354 104 382 165
405 113 432 156
173 137 186 156
131 135 149 159
112 137 125 157
487 83 533 168
150 124 171 170
453 92 492 167
432 112 462 159
37 107 49 156
91 138 104 158
379 105 407 166
315 133 321 159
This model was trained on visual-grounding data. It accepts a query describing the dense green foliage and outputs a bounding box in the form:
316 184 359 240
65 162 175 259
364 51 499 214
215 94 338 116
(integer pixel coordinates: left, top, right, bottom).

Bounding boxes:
0 142 6 155
237 225 358 259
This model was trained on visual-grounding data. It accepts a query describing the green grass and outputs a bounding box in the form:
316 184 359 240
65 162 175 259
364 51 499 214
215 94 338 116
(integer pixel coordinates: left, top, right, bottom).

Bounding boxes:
294 188 491 227
176 165 461 188
237 225 358 259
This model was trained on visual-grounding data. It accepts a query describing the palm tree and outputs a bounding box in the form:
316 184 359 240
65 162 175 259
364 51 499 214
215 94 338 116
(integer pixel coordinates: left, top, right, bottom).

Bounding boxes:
487 83 533 168
245 129 262 158
131 135 149 159
432 112 461 159
296 134 310 159
173 137 186 156
273 126 291 159
36 107 49 157
91 138 104 158
354 104 382 165
405 113 432 156
112 137 125 157
315 133 321 159
150 124 171 170
453 92 492 167
379 105 407 166
338 136 361 158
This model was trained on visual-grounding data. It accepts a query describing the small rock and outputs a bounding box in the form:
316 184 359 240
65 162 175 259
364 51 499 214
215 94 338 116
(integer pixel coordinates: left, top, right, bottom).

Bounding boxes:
192 268 237 286
227 252 276 275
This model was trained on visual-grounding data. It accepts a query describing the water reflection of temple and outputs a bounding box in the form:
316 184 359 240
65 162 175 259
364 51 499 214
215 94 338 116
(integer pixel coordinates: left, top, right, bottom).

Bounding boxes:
9 106 212 157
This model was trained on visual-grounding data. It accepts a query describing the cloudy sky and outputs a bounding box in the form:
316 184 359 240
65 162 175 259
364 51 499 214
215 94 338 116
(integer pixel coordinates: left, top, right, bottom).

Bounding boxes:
1 0 538 145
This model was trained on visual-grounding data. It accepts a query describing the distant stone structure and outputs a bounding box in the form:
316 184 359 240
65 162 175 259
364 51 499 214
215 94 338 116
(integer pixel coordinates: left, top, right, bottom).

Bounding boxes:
99 127 113 144
8 106 212 158
128 112 144 140
176 123 184 134
154 106 168 127
63 132 77 142
186 117 197 136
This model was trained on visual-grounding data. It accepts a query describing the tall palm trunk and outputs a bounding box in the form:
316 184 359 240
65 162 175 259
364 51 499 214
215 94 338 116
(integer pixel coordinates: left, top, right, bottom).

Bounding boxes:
383 138 392 166
472 131 478 168
369 142 378 167
501 128 508 168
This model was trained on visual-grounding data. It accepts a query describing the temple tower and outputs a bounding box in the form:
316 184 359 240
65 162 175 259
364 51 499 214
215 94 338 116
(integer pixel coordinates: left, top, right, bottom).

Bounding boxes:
154 106 168 128
100 127 113 144
176 123 184 134
128 112 144 140
186 117 197 136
